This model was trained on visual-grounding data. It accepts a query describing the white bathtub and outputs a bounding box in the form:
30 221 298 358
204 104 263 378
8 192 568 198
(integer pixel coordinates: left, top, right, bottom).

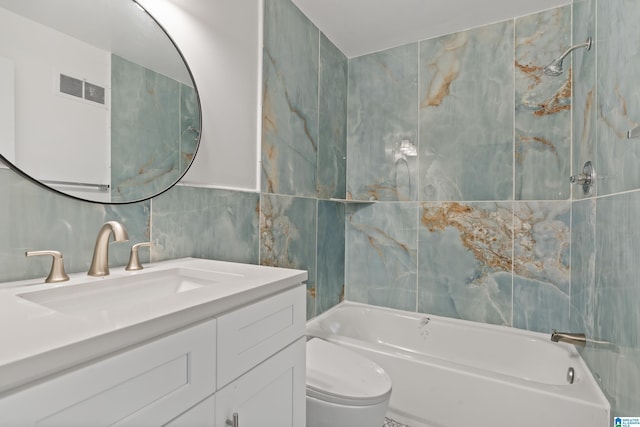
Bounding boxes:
306 302 609 427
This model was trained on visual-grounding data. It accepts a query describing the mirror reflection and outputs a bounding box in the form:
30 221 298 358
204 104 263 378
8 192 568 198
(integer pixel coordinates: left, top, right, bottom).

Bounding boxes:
0 0 201 203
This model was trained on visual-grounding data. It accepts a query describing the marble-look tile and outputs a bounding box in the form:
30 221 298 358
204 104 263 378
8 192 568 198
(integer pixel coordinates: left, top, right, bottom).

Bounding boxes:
316 200 345 315
345 202 417 311
593 193 640 348
347 44 419 201
513 276 569 333
179 84 200 174
0 169 149 283
512 201 570 332
572 0 597 199
262 0 319 197
418 202 513 325
151 185 259 264
260 194 317 318
588 344 640 418
592 191 640 416
570 198 596 337
111 55 181 202
419 21 514 201
515 7 571 200
596 0 640 196
317 34 347 200
513 201 571 292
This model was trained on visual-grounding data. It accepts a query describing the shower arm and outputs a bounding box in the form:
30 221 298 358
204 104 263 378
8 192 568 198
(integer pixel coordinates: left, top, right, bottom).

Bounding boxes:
555 38 592 63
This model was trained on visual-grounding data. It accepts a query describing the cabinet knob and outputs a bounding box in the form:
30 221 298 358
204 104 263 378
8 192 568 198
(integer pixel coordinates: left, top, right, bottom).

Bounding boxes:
225 413 239 427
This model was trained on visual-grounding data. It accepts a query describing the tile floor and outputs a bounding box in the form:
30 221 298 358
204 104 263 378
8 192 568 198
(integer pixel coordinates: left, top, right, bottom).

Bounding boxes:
383 418 409 427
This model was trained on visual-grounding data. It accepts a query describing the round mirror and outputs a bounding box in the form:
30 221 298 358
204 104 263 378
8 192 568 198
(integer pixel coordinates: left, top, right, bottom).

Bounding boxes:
0 0 201 204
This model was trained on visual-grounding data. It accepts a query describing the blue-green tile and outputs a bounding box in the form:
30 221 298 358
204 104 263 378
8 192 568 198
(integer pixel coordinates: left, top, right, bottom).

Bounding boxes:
572 0 597 200
592 191 640 415
111 55 181 202
596 0 640 196
418 202 513 325
345 202 418 311
179 83 200 174
318 34 347 200
513 276 569 333
419 21 514 201
513 201 571 294
317 200 345 315
0 169 149 283
570 198 596 337
151 185 259 264
262 0 319 197
347 44 419 201
260 194 317 318
515 6 571 200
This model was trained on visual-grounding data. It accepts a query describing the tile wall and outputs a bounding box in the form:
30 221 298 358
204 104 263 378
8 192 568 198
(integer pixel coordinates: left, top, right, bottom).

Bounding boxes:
345 6 573 333
260 0 347 318
571 0 640 417
111 55 199 202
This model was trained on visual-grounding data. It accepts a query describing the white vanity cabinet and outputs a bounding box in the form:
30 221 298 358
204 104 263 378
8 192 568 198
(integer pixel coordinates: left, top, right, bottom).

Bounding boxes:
0 319 217 426
215 285 306 427
0 285 306 427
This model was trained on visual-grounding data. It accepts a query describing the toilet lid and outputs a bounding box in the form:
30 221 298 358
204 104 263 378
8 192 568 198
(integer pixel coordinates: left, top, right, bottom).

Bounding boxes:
306 338 392 406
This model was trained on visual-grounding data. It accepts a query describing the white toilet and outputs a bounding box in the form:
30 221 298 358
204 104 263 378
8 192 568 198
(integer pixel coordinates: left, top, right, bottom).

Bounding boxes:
306 338 392 427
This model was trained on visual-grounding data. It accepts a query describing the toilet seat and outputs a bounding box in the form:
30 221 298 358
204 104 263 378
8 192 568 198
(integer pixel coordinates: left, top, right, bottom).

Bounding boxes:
306 338 392 407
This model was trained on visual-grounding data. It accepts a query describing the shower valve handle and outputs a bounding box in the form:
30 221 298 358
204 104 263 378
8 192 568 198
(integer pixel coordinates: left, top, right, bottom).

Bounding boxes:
569 161 595 196
569 173 591 186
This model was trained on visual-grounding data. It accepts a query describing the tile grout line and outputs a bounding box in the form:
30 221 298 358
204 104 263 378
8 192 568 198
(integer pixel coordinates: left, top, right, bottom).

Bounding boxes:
415 41 420 313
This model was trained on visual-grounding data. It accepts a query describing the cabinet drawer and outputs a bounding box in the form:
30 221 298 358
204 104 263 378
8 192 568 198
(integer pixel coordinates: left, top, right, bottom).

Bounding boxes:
217 285 305 388
0 320 216 427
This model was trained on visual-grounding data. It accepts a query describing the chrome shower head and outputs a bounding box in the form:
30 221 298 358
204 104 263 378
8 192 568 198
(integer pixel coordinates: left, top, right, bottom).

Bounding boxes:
543 37 592 76
543 58 564 76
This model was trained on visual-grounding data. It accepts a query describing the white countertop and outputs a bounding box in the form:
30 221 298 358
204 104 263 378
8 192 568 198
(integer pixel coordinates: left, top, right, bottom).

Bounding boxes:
0 258 307 395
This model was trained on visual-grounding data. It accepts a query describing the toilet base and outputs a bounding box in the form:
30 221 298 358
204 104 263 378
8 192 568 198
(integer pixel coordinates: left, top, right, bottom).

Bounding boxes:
306 394 389 427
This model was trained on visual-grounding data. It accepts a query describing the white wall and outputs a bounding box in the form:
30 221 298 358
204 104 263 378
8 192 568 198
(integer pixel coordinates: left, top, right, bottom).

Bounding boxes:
0 56 14 169
0 7 110 186
138 0 262 191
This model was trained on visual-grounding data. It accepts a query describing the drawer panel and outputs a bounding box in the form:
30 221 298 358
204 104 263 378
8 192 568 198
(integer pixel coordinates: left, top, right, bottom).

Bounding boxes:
0 320 216 427
217 285 305 388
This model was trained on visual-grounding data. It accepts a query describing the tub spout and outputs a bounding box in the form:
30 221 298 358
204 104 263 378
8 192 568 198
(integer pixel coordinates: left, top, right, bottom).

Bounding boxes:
551 330 586 347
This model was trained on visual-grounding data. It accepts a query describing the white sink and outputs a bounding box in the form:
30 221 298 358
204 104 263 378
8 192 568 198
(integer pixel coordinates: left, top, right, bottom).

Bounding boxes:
17 268 241 316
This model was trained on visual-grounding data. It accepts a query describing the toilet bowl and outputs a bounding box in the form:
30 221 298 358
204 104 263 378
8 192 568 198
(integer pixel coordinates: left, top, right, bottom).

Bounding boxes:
306 338 392 427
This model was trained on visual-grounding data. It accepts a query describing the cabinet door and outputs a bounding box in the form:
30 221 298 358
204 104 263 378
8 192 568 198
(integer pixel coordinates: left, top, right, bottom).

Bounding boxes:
165 395 215 427
215 337 305 427
0 320 216 427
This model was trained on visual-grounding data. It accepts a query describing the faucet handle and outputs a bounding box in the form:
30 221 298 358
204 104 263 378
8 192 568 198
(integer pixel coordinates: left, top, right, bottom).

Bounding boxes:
26 250 70 283
126 242 154 271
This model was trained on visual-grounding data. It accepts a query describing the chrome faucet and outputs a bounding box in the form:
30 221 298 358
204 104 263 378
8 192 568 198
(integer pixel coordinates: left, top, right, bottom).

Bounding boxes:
88 221 129 276
551 330 587 347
